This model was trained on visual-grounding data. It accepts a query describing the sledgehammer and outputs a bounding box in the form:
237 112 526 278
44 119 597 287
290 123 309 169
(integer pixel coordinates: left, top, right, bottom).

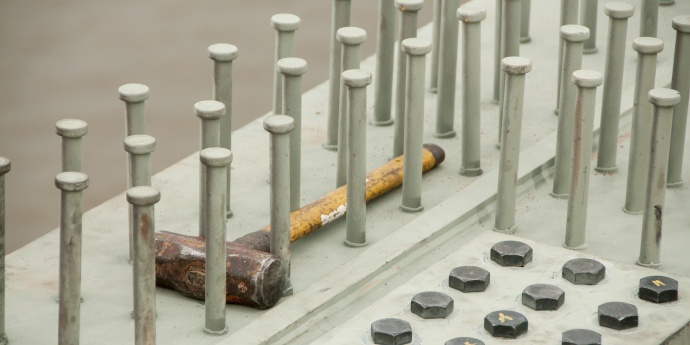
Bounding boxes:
155 144 445 309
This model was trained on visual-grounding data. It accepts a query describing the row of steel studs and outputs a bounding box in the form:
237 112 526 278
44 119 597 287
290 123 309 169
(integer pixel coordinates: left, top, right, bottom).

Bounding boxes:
487 0 690 271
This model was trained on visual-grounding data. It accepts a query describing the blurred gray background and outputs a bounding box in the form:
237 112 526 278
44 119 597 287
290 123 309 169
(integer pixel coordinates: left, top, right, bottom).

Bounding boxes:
0 0 432 253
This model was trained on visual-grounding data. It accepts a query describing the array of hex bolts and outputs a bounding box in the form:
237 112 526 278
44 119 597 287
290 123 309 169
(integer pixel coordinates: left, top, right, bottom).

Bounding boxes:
370 240 681 344
0 0 688 344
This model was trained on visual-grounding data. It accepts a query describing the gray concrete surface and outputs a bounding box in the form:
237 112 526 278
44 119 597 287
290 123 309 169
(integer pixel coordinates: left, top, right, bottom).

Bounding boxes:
0 0 433 253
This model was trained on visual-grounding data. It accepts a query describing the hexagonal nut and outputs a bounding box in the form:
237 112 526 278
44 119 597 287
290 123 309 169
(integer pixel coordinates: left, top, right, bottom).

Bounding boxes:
521 283 565 311
562 258 605 285
639 275 679 304
411 291 454 319
484 310 528 339
490 241 533 267
444 337 485 345
449 266 490 293
371 318 412 345
562 329 602 345
598 302 638 331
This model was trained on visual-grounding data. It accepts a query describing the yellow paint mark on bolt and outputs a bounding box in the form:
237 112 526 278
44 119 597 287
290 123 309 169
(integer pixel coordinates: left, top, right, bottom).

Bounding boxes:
652 279 666 287
498 313 513 323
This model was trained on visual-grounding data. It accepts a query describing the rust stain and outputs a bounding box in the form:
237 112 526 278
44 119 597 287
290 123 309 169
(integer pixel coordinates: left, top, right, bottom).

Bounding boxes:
654 205 663 244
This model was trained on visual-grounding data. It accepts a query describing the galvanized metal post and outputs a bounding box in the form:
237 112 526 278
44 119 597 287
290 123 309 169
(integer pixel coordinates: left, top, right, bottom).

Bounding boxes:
580 0 599 54
564 70 603 250
551 25 589 199
0 158 9 345
493 0 502 104
271 14 300 117
278 57 308 211
372 0 396 126
429 0 441 93
56 119 88 172
118 83 149 263
124 134 155 284
336 28 366 188
126 186 161 345
393 0 423 158
556 0 580 114
401 38 431 213
263 115 294 296
196 101 225 237
596 3 635 174
325 0 352 150
520 0 531 43
458 6 487 177
56 171 89 345
494 57 532 234
434 0 460 138
624 37 664 214
638 88 680 268
667 17 690 187
118 83 149 137
200 147 232 335
640 0 658 37
343 69 372 246
124 135 155 189
497 0 522 146
209 43 238 218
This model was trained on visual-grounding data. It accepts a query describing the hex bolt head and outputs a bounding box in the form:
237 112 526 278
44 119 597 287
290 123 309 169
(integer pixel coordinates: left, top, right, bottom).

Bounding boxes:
638 275 679 304
490 241 533 267
521 284 565 311
56 119 88 138
445 337 485 345
410 291 454 319
562 329 602 345
484 310 528 339
597 302 638 330
370 318 412 345
449 266 490 293
562 258 606 285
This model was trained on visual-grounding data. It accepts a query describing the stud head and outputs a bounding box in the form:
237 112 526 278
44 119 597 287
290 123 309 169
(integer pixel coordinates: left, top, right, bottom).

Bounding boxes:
126 186 161 206
501 57 532 75
56 119 88 138
336 27 367 45
0 157 10 175
648 88 681 108
672 16 690 33
118 83 150 103
370 318 412 345
560 25 590 42
263 115 295 135
342 69 372 88
457 6 487 23
604 2 634 19
195 100 225 120
401 38 432 56
277 57 308 77
571 70 603 89
200 147 232 167
271 13 300 32
395 0 424 12
55 172 89 192
124 135 156 155
208 43 238 62
633 37 664 54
